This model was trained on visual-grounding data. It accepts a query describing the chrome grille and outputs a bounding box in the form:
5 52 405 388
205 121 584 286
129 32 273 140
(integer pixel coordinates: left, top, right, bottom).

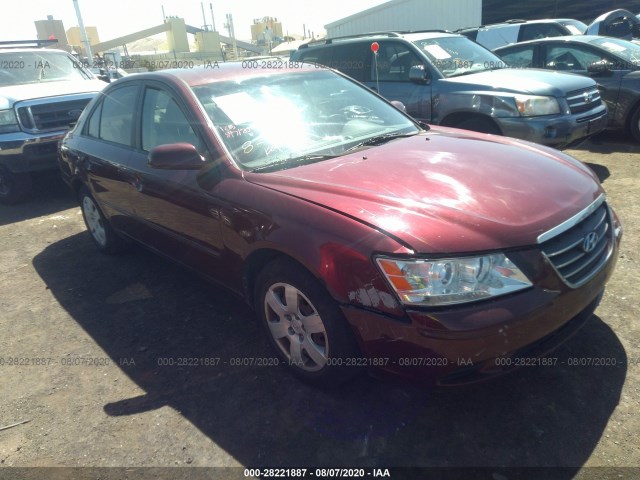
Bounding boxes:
17 98 90 132
539 198 613 287
566 86 601 115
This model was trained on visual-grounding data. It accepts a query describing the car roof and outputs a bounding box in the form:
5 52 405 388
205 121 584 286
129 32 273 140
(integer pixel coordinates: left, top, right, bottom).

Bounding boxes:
0 48 70 54
458 18 568 32
494 34 612 50
299 31 460 50
108 62 328 88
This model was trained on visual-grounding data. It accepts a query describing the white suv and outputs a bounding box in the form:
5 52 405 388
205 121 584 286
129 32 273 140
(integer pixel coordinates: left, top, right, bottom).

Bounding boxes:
457 19 586 50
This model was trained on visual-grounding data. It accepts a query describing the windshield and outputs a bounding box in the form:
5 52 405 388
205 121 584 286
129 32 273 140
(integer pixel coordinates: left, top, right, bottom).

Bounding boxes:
591 37 640 66
415 36 505 78
0 51 92 86
193 69 419 171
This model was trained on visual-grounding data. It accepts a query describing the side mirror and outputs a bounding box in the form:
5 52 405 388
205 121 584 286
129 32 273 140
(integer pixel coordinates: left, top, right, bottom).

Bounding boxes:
390 100 406 112
587 60 613 75
149 143 205 170
409 65 430 85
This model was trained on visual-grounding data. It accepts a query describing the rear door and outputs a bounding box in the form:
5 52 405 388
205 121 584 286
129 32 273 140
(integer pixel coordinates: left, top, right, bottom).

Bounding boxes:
76 84 140 229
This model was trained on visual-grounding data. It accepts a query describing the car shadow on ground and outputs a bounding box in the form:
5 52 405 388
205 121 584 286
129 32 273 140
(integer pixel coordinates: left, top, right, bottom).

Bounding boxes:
33 232 627 474
574 131 640 155
0 172 76 226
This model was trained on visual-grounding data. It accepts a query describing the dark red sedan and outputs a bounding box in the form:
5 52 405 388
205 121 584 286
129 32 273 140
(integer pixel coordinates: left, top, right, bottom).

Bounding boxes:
58 63 622 387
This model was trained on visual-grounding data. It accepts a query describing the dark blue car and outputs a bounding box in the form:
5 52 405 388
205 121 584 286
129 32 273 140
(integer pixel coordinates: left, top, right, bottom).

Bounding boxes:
496 35 640 142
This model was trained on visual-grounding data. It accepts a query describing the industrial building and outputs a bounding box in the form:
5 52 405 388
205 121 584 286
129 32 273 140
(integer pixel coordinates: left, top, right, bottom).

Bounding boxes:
325 0 481 38
325 0 640 38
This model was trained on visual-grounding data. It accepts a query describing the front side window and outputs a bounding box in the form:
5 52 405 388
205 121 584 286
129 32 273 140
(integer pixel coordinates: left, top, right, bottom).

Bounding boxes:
519 24 567 42
370 42 423 82
141 88 203 152
498 45 535 68
193 68 418 171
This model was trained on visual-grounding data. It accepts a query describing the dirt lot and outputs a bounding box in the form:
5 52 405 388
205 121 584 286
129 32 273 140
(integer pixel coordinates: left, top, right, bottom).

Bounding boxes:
0 131 639 479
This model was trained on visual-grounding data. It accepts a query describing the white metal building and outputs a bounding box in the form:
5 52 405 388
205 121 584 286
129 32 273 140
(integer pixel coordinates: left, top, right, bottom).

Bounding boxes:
325 0 482 38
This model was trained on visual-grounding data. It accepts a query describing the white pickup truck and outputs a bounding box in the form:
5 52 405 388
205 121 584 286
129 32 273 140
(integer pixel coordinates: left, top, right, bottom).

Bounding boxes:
0 40 105 203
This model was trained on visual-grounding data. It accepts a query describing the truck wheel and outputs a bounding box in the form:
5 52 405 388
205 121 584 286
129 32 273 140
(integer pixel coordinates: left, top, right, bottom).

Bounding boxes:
0 166 33 205
455 117 501 135
254 258 364 388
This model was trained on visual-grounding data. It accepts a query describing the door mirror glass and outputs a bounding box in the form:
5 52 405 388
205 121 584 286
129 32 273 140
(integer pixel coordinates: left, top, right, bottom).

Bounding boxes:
409 65 430 84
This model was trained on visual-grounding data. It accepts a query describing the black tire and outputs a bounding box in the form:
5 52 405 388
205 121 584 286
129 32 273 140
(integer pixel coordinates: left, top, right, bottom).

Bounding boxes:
78 187 128 254
629 106 640 143
0 166 33 205
254 258 363 388
455 117 501 135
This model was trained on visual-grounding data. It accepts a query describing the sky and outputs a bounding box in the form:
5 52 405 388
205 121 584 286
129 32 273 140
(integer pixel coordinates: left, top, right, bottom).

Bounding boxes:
0 0 390 42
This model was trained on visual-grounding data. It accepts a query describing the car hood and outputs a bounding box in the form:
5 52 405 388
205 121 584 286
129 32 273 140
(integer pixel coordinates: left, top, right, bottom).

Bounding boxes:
244 128 603 254
0 79 105 109
442 68 595 97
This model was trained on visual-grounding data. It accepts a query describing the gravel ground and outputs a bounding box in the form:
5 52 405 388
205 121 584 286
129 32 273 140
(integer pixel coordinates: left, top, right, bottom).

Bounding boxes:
0 131 638 480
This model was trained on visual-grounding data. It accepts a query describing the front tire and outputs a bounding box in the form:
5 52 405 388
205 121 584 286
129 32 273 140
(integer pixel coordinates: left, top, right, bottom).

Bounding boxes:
79 187 128 254
254 258 363 387
0 166 32 205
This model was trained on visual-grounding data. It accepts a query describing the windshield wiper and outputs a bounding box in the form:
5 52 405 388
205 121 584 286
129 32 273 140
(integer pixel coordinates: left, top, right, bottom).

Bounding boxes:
250 154 339 173
345 131 419 152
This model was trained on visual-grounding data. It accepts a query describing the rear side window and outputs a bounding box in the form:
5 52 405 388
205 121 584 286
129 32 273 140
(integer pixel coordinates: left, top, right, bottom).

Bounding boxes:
296 47 331 66
498 45 535 68
519 23 567 42
86 101 102 138
476 25 518 49
98 86 138 146
329 43 371 82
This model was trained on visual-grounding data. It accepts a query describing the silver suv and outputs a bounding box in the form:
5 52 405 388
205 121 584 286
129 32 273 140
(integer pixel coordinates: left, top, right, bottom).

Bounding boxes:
0 41 105 203
291 31 607 149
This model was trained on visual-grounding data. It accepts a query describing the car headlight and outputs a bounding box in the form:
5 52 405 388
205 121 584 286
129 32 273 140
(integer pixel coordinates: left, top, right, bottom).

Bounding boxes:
514 95 560 117
376 254 532 306
0 109 20 133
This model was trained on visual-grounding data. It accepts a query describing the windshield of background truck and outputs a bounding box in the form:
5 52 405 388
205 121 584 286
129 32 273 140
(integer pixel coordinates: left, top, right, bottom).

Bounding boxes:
193 69 418 171
0 51 92 86
415 36 506 77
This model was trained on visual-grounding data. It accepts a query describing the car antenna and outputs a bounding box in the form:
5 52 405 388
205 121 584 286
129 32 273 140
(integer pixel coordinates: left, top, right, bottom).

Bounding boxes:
371 42 380 93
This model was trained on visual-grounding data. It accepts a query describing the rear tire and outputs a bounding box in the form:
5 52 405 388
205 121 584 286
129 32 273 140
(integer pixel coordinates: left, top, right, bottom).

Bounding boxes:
78 187 128 254
254 258 363 388
455 117 501 135
0 166 33 205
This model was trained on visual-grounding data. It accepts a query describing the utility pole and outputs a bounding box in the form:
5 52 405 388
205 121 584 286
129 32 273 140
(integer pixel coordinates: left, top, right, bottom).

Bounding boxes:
225 13 238 59
72 0 93 66
210 3 216 32
201 2 208 30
